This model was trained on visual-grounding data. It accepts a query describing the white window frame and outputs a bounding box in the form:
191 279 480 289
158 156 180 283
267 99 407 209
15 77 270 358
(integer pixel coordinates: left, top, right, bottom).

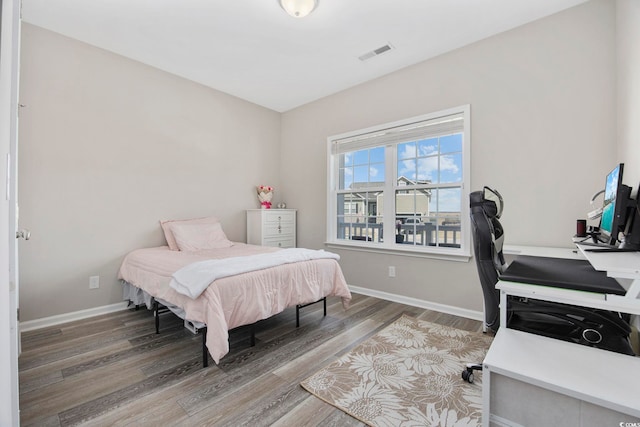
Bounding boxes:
326 105 471 261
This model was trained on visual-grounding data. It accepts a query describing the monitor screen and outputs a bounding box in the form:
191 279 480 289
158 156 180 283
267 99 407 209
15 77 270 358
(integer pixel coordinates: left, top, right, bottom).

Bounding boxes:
599 163 625 243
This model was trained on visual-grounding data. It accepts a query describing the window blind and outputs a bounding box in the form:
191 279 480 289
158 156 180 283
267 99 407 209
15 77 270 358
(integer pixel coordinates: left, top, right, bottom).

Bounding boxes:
332 112 464 154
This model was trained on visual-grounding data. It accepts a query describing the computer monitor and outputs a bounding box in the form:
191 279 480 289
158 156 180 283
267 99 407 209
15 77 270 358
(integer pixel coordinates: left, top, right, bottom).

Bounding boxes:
599 163 631 245
619 185 640 250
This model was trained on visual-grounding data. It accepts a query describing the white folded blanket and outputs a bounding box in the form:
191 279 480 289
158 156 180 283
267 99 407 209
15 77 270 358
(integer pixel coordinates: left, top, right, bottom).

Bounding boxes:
170 248 340 299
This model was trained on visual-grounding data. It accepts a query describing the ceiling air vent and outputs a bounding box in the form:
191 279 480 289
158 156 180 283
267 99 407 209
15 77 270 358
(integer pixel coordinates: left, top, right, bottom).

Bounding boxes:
358 44 394 61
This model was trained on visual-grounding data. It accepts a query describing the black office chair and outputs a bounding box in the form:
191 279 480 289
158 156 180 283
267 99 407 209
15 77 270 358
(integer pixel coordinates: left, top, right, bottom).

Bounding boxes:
469 187 505 333
462 187 634 383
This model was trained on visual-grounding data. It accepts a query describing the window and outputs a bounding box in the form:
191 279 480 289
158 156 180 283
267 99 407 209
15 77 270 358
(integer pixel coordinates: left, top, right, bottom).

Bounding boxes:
327 105 470 258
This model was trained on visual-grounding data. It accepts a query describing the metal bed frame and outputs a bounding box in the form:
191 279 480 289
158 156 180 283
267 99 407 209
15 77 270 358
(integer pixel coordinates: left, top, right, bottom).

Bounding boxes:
148 297 327 367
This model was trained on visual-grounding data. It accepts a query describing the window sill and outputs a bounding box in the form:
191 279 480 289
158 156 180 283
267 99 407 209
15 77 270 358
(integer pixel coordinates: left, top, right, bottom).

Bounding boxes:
325 241 471 262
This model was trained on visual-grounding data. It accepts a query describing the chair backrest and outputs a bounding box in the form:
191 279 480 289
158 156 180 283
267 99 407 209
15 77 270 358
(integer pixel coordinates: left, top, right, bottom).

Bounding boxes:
470 188 506 331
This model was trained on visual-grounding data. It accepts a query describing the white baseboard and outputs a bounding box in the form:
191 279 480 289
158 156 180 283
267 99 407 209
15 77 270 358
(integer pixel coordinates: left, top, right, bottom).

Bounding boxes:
20 287 483 332
348 285 483 322
20 302 130 332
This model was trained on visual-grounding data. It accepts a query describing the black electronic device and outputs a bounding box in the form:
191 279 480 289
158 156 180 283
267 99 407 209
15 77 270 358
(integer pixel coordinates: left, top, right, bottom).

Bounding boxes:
618 183 640 251
598 163 632 246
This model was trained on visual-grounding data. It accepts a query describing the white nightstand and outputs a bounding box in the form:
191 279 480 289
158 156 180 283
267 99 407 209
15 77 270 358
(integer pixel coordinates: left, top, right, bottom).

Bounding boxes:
246 209 296 248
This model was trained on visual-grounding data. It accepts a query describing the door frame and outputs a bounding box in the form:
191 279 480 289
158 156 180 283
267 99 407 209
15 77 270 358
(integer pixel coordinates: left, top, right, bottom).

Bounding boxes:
0 0 21 425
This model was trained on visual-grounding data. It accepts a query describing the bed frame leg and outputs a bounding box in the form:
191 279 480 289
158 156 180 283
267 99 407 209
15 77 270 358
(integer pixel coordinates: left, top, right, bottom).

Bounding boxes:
154 300 160 334
202 327 208 368
296 297 328 328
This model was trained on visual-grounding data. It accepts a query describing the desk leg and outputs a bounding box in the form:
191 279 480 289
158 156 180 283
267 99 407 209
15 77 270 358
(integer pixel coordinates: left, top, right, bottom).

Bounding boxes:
499 290 508 329
482 298 487 333
625 278 640 299
482 363 491 427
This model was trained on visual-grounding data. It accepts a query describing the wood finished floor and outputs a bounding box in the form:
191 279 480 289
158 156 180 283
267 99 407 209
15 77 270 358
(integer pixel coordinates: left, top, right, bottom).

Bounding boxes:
19 294 483 426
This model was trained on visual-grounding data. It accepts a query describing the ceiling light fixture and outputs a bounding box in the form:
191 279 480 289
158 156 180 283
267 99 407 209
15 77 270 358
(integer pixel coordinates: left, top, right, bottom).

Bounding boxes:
279 0 318 18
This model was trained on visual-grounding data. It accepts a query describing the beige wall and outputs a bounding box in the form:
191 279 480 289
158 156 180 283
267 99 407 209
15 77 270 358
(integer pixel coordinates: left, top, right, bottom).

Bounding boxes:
617 0 640 190
19 0 630 321
280 0 617 312
18 24 282 321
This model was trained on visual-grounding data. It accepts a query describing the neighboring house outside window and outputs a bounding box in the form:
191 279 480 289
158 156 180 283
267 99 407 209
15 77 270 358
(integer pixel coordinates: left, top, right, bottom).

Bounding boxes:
326 105 470 258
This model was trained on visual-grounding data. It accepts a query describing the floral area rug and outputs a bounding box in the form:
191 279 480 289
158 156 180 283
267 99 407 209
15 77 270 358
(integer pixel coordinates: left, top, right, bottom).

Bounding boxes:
301 315 493 427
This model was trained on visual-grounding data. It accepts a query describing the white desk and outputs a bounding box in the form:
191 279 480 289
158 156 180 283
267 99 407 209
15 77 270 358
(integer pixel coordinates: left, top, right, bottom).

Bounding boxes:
576 243 640 299
482 246 640 426
484 328 640 426
503 244 584 260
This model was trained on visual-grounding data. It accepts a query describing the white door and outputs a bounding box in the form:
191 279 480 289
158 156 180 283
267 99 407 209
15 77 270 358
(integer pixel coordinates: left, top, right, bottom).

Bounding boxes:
0 0 21 425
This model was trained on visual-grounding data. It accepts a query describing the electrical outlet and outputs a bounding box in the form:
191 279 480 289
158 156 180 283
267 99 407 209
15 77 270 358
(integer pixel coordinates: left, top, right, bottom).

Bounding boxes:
89 275 100 289
388 266 396 277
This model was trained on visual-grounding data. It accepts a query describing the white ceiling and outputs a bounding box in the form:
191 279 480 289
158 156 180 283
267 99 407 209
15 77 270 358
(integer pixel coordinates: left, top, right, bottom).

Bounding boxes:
22 0 588 112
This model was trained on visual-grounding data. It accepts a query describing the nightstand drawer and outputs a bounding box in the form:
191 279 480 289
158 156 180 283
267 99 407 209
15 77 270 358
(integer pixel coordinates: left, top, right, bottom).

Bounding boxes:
263 237 295 248
263 223 294 237
264 210 295 224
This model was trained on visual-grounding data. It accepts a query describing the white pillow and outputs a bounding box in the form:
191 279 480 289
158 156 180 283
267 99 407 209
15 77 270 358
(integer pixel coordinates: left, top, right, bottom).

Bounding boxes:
160 215 219 251
169 222 233 251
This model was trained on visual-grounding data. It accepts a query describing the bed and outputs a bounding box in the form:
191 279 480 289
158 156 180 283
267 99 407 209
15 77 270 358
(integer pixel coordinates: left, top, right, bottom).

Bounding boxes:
118 219 351 365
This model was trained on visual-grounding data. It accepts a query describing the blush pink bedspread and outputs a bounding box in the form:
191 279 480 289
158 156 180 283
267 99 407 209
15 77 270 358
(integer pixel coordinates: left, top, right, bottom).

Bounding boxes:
118 244 351 363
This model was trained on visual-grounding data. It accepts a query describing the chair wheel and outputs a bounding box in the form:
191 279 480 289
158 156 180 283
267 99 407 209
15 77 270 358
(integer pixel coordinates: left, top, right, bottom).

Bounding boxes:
462 369 474 383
